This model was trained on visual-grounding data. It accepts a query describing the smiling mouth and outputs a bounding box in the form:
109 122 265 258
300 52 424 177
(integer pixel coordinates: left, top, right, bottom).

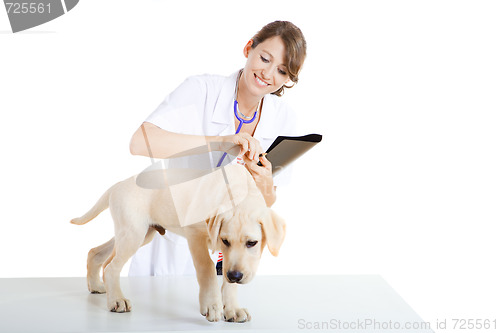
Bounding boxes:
254 74 270 87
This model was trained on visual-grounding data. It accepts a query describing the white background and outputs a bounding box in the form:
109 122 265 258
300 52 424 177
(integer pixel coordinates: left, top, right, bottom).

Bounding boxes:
1 0 499 330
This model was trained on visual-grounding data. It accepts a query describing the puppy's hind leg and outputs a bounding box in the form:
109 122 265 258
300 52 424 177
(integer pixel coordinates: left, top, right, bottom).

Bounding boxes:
101 227 156 275
87 237 115 294
104 225 149 313
90 227 156 296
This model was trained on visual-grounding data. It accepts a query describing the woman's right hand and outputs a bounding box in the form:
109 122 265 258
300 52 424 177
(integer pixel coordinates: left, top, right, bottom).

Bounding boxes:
222 133 263 162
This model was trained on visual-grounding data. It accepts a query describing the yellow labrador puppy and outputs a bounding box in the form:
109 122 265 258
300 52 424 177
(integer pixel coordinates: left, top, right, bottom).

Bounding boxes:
71 164 285 323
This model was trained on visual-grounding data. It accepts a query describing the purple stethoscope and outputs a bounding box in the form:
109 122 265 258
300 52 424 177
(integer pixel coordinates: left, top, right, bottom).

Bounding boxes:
216 72 260 167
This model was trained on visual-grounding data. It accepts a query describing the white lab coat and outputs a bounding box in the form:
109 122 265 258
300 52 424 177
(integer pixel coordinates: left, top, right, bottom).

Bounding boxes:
128 70 297 276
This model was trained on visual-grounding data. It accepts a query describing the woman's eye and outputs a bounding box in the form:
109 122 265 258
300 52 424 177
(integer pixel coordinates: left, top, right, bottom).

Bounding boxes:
246 240 258 248
278 68 287 76
222 239 231 247
260 56 270 63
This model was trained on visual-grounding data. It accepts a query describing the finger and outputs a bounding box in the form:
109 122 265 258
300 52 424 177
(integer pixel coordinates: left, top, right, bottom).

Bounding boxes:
259 154 272 169
250 140 262 161
237 137 249 156
238 134 261 161
255 142 264 159
242 154 255 166
242 154 259 172
247 140 257 161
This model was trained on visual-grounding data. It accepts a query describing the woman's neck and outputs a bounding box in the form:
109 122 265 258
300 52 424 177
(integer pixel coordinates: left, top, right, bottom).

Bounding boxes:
237 74 263 116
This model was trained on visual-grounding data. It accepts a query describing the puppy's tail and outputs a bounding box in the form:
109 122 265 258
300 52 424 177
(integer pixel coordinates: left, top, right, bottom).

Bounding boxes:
70 187 111 225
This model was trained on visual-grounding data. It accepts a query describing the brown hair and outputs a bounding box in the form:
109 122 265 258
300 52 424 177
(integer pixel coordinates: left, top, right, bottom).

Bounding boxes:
251 21 307 96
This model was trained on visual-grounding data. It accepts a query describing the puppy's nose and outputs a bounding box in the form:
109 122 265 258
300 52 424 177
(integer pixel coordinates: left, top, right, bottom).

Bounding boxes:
226 270 243 283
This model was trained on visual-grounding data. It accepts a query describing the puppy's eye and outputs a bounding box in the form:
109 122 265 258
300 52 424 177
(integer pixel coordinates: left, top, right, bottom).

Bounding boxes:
221 239 231 247
246 240 258 248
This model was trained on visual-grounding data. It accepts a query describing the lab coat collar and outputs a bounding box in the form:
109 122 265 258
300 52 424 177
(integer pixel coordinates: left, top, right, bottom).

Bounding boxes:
212 70 278 139
211 71 238 130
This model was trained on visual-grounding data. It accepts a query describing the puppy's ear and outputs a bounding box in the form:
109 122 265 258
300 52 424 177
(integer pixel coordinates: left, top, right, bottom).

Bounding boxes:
261 209 286 257
206 213 223 252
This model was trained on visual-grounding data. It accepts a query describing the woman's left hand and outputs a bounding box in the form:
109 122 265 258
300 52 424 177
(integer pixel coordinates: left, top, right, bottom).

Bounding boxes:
242 153 276 206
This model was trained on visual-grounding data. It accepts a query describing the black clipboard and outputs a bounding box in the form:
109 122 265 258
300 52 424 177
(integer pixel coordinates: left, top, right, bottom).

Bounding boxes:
258 134 322 175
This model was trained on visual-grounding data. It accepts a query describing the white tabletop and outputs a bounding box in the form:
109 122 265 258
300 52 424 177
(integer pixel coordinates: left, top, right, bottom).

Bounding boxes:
0 275 433 332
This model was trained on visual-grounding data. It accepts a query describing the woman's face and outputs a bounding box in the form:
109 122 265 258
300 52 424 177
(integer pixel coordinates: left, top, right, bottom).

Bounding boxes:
241 36 291 98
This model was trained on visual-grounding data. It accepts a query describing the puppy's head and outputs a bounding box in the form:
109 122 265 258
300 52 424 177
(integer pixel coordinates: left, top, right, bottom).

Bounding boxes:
206 199 286 284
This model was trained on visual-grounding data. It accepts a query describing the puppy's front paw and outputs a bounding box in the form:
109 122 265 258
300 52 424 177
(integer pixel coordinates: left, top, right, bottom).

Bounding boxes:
224 307 251 323
88 280 106 294
108 297 132 313
201 302 223 322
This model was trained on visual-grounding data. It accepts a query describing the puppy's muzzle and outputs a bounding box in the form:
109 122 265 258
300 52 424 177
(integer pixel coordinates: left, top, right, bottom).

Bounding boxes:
226 270 244 283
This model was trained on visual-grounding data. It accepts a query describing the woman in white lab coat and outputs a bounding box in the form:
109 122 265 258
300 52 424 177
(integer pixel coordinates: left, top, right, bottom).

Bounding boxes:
128 20 307 276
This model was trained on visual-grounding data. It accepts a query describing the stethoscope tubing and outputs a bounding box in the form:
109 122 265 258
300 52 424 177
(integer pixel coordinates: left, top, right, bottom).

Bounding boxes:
216 100 257 167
